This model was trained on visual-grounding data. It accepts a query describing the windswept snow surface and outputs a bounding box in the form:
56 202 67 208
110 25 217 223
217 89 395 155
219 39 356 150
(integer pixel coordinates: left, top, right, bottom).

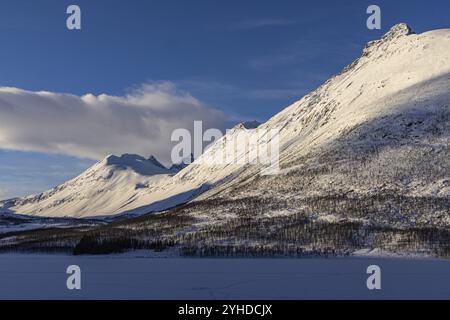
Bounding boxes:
1 24 449 222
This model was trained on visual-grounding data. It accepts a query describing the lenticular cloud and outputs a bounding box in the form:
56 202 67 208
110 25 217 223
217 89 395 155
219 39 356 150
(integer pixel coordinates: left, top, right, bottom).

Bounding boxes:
0 82 226 163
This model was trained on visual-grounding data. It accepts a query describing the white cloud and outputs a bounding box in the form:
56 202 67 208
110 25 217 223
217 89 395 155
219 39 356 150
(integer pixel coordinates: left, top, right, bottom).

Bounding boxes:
0 82 226 164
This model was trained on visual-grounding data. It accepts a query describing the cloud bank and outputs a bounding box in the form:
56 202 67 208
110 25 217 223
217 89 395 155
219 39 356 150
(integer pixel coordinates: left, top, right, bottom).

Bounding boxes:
0 83 226 164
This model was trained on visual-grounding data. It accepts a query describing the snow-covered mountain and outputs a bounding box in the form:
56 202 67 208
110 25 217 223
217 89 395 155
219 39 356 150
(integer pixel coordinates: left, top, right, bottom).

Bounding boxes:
2 24 449 226
0 154 174 217
168 23 449 228
191 23 450 227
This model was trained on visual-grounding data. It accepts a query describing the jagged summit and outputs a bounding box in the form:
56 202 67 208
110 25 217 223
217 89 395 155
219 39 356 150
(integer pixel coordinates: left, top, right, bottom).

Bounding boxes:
363 23 415 56
233 120 261 130
383 23 414 39
104 154 144 165
102 154 168 176
148 155 168 170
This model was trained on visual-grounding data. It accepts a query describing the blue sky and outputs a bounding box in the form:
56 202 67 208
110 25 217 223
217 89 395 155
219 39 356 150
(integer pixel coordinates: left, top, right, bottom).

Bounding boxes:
0 0 449 199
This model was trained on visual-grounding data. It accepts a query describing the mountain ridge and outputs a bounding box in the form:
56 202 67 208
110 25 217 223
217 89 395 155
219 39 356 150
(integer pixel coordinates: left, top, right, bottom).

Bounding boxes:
2 24 449 223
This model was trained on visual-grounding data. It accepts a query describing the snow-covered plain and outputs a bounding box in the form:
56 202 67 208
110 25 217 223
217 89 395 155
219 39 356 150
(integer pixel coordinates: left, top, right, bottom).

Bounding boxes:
0 254 449 300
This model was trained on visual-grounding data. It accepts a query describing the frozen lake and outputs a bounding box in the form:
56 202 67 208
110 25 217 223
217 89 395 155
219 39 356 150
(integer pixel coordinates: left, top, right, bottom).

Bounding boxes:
0 253 449 299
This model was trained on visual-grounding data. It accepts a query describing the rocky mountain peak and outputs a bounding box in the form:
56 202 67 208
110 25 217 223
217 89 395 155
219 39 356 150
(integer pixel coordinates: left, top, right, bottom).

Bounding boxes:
363 23 415 55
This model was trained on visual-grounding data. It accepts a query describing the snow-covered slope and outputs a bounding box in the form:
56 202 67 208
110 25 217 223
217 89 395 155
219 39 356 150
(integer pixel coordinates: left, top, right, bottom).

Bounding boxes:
2 24 449 223
191 23 450 227
0 154 173 217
